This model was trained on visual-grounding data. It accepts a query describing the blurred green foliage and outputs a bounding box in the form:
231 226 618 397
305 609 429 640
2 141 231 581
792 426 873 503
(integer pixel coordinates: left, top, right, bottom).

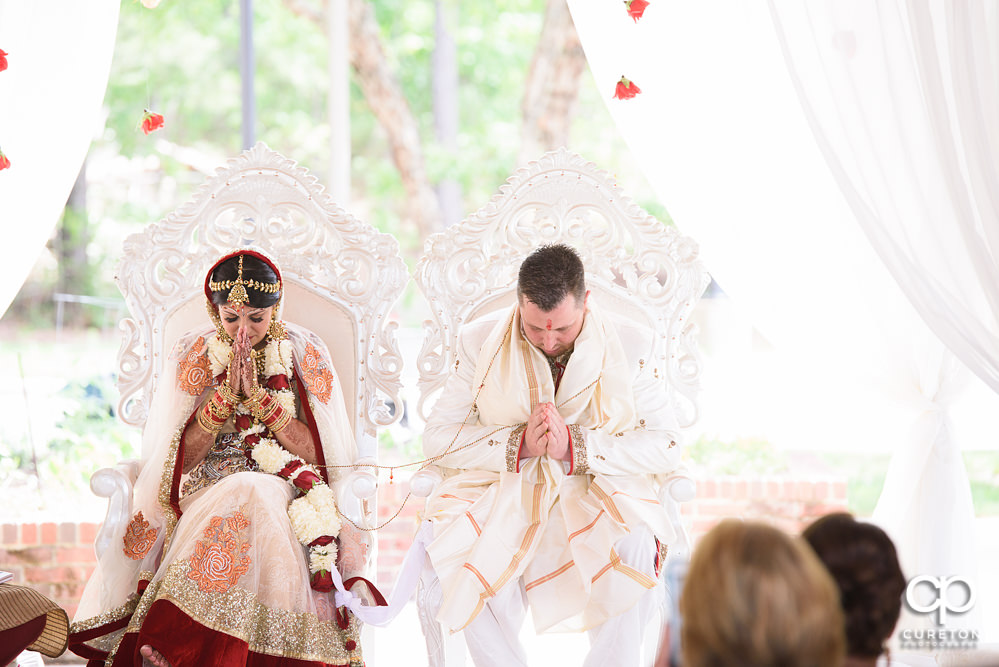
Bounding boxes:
687 435 790 476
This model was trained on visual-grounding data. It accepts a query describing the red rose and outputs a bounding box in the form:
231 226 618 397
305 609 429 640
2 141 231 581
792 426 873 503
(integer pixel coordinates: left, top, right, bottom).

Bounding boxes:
0 49 8 72
613 76 642 100
0 150 9 171
266 375 290 391
140 109 165 135
626 0 649 22
309 535 335 547
278 459 304 479
234 414 252 431
311 570 333 592
243 434 260 447
345 640 357 651
293 470 322 493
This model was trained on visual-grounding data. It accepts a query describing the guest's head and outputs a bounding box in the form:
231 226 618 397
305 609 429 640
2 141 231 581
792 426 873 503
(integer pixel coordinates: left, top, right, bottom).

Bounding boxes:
680 519 845 667
803 513 905 661
517 244 588 357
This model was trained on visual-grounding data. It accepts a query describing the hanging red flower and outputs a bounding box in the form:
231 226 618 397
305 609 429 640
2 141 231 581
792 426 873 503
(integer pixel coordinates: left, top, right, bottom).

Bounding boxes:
310 569 333 593
613 76 642 100
0 49 8 72
625 0 650 22
0 149 10 171
140 109 165 135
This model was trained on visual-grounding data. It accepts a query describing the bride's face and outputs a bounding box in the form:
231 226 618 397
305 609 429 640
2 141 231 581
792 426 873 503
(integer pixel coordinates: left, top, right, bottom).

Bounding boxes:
218 304 274 347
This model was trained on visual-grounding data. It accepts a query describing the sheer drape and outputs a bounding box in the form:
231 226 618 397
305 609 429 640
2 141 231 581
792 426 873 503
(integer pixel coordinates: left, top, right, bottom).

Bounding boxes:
567 0 988 631
770 0 992 631
0 1 120 315
770 0 999 395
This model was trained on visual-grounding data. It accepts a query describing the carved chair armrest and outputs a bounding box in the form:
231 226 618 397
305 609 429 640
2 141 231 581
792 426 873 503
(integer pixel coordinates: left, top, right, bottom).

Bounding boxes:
90 459 142 560
658 466 696 562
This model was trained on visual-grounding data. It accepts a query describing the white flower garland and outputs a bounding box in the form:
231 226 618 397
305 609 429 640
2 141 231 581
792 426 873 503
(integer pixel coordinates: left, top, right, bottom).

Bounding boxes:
208 335 340 588
252 439 341 576
208 331 342 588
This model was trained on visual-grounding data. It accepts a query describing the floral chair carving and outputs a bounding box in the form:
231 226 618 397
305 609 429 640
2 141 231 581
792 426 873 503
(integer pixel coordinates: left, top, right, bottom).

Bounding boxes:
90 143 407 562
409 148 709 666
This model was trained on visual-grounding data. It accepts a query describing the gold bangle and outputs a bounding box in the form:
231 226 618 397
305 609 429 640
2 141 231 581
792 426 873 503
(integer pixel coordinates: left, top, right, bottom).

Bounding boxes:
207 401 230 420
267 407 292 434
197 407 223 434
245 386 267 408
217 382 240 406
210 391 234 416
253 399 279 423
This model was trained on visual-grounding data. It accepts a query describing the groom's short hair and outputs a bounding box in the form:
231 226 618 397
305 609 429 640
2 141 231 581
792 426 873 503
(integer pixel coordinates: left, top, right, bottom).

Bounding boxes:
517 244 586 312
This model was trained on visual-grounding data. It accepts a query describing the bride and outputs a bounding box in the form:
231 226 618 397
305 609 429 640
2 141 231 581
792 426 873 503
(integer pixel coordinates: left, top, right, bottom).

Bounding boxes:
69 247 366 667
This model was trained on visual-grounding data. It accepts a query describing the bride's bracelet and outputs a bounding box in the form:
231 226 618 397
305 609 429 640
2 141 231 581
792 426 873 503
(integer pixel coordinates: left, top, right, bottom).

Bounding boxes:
217 381 241 406
245 389 291 433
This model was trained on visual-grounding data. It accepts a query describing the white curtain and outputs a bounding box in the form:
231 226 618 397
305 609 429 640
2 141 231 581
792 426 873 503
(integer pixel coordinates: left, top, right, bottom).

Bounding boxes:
0 0 120 316
770 0 993 632
567 0 988 633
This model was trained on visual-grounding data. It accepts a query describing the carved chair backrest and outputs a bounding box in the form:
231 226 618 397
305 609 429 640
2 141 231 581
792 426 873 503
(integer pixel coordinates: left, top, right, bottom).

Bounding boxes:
114 143 406 457
414 148 710 429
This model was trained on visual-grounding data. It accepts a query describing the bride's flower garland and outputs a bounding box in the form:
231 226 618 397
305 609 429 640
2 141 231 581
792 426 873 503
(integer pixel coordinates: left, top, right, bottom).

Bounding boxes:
207 332 341 592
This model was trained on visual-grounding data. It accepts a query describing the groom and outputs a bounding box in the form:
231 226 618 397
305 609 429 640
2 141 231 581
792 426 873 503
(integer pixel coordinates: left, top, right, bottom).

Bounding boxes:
422 243 684 666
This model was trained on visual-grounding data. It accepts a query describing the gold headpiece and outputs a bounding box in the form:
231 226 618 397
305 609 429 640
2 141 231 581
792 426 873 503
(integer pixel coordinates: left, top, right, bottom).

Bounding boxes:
208 254 281 307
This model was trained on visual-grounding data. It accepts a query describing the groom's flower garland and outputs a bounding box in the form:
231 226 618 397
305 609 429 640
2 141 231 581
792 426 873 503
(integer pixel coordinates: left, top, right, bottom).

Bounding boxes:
207 332 341 592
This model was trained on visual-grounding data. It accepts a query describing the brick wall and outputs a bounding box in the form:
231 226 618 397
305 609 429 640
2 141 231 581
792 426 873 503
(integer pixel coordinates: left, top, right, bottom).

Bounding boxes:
1 521 100 619
1 474 848 619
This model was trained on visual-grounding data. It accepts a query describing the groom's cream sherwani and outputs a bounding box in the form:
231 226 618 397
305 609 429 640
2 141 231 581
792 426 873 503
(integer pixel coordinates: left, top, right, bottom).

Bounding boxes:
423 301 682 634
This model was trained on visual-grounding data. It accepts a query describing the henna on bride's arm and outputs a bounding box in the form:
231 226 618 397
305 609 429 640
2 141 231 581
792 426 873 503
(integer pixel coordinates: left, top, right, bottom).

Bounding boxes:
181 415 216 473
273 418 317 466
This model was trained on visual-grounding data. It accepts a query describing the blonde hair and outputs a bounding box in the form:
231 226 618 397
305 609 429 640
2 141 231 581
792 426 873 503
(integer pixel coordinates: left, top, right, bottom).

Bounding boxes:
680 520 845 667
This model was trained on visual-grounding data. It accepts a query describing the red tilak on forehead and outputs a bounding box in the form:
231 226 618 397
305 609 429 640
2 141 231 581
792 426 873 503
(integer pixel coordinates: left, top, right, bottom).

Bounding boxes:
546 319 553 330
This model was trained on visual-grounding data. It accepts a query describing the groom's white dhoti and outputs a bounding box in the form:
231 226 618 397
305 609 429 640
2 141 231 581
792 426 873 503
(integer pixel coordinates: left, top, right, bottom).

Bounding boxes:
422 302 683 665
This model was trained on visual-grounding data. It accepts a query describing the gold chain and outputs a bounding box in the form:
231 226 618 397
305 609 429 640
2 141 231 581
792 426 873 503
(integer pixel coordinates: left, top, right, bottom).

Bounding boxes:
323 312 601 532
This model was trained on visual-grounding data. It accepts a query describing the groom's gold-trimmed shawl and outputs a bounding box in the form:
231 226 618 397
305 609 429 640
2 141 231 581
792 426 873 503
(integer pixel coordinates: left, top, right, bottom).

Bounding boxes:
425 303 676 633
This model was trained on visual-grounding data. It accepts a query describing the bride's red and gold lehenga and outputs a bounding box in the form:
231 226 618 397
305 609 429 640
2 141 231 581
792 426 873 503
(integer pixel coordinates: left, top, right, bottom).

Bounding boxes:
69 249 364 666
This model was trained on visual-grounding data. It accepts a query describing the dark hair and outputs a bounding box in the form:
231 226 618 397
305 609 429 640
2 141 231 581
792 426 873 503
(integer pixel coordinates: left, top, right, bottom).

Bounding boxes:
209 254 282 309
516 243 586 311
803 513 906 658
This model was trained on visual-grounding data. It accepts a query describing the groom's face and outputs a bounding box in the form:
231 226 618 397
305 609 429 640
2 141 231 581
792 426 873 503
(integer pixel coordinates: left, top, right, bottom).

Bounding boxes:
519 292 588 358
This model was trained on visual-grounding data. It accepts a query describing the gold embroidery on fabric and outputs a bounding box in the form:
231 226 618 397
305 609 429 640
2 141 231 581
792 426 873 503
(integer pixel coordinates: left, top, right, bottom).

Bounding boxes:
176 336 214 396
69 594 138 635
182 433 258 497
506 424 527 472
300 342 335 404
187 512 252 593
159 428 185 553
70 593 141 662
128 560 362 664
122 511 158 560
568 424 588 475
521 338 540 411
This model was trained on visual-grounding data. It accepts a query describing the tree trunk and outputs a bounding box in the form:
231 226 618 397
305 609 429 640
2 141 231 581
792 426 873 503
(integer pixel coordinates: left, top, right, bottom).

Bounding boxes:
518 0 586 166
432 0 463 228
284 0 443 241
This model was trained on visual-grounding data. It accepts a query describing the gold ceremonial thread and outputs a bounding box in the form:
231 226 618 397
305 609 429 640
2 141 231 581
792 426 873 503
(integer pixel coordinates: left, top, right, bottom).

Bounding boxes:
326 311 601 532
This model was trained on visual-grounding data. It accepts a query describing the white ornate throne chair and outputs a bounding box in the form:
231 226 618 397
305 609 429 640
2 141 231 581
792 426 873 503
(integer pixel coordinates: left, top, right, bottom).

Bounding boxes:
90 143 406 560
410 148 709 665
